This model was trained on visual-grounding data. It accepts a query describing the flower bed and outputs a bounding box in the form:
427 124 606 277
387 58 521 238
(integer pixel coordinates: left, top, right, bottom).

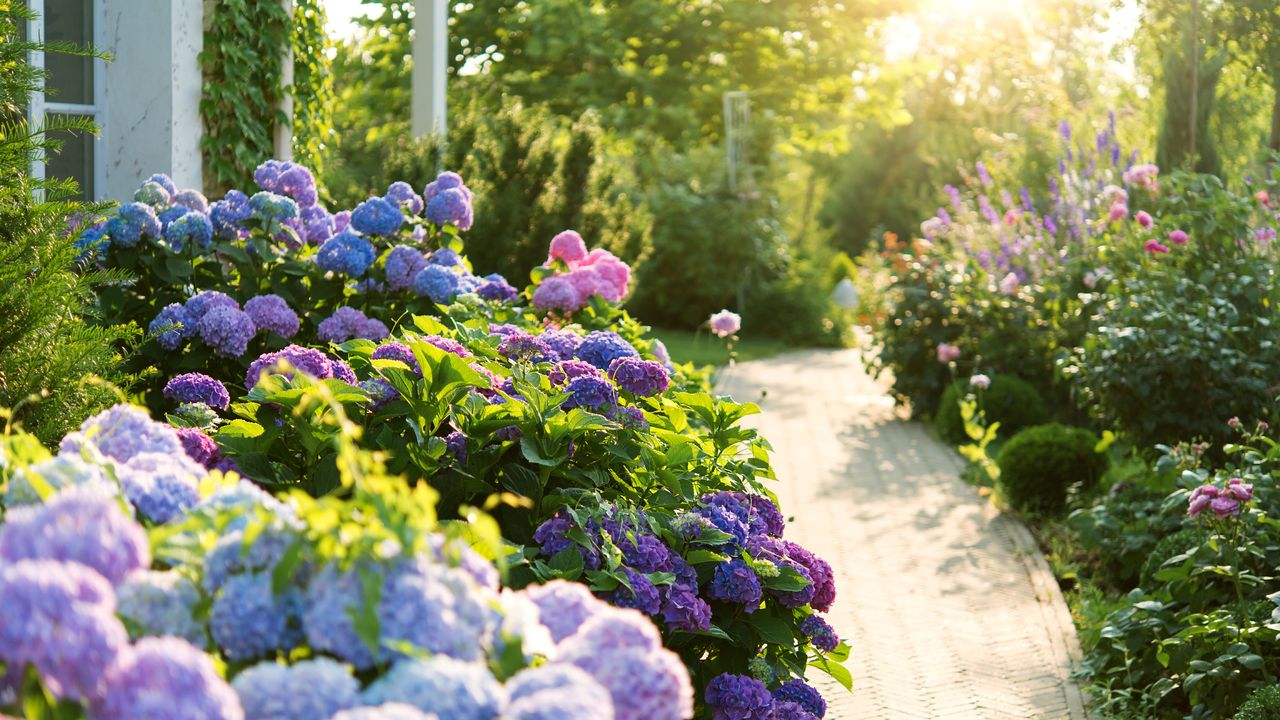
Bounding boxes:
0 161 847 719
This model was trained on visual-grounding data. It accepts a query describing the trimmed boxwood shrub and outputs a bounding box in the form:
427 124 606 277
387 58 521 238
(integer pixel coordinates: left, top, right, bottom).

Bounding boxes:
1234 685 1280 720
996 424 1107 515
934 375 1048 446
1139 526 1210 586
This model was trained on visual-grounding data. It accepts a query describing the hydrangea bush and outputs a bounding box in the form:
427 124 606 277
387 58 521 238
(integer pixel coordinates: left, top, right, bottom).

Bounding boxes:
47 161 848 714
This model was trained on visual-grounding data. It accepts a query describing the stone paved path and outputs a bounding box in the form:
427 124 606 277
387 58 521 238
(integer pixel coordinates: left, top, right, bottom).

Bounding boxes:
719 348 1086 719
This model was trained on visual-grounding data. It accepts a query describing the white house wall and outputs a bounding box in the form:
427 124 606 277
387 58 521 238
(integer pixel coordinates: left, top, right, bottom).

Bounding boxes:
102 0 203 199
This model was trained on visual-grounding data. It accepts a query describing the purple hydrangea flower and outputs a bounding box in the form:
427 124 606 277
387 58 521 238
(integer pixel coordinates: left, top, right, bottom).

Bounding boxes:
524 580 610 643
499 332 555 363
707 559 763 609
506 664 615 720
532 275 582 313
317 231 377 277
478 274 519 303
246 345 339 390
768 701 818 720
445 430 468 466
424 334 472 358
211 572 304 661
146 173 177 195
705 674 773 720
611 404 649 430
0 486 150 585
60 404 184 463
198 305 256 357
96 636 243 720
385 246 429 290
660 585 711 633
425 187 474 230
563 376 619 412
184 290 239 325
372 342 422 375
210 190 252 238
148 304 190 351
576 331 639 370
540 329 583 361
254 160 288 191
385 181 424 215
560 612 694 720
164 211 214 252
172 189 209 213
800 614 839 653
299 204 335 243
549 359 604 386
243 294 300 338
423 171 470 202
317 306 380 343
278 164 318 207
378 558 495 662
412 264 461 302
611 568 662 616
117 451 204 523
608 357 670 397
164 372 231 410
249 191 299 222
331 705 436 720
115 570 205 645
0 560 129 702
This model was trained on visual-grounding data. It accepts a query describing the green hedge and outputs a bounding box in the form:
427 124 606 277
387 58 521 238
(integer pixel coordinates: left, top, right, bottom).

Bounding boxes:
997 424 1107 515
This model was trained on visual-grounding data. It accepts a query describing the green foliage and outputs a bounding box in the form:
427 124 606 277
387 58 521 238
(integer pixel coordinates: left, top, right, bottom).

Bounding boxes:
1068 476 1183 591
935 376 1047 446
1140 526 1210 587
1062 255 1280 453
200 0 333 194
826 252 857 289
1234 685 1280 720
996 424 1107 515
1155 15 1225 176
0 3 132 446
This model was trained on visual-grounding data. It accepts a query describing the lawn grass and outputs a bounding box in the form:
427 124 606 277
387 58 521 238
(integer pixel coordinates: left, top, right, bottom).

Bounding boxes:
651 327 792 367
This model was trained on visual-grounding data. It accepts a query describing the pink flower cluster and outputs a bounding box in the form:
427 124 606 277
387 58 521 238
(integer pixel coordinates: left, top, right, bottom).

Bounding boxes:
1123 163 1159 190
708 310 741 338
533 231 632 314
936 342 961 364
1187 479 1253 519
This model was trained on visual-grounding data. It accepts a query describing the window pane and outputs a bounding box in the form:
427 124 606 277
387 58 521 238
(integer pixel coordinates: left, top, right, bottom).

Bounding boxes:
44 0 93 106
45 113 94 200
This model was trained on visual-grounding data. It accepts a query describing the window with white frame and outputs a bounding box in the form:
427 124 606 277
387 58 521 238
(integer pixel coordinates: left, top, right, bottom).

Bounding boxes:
27 0 104 200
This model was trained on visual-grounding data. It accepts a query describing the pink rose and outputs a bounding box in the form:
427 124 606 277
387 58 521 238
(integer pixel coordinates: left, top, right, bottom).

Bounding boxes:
1109 203 1128 222
1226 478 1253 502
1168 229 1189 245
1210 496 1241 518
1135 210 1153 228
1143 239 1169 254
936 342 961 364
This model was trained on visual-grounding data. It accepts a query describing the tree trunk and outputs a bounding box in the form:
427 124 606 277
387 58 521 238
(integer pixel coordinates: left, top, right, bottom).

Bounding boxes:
1269 82 1280 152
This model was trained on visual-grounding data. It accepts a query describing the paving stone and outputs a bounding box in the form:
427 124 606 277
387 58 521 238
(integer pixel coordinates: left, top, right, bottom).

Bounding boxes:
719 349 1086 719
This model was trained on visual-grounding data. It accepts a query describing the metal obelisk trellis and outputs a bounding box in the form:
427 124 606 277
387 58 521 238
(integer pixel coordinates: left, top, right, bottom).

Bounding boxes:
723 91 751 192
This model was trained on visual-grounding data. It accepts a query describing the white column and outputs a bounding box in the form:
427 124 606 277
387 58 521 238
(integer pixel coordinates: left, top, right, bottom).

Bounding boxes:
274 0 294 161
411 0 447 138
103 0 203 199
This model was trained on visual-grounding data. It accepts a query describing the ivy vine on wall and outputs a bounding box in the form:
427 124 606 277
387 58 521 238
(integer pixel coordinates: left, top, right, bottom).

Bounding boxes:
199 0 334 195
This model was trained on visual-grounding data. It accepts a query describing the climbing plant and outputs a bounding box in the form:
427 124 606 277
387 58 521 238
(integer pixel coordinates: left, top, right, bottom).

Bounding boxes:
199 0 332 195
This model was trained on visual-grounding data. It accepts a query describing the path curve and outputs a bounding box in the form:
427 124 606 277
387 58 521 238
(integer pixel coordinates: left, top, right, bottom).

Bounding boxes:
719 348 1086 719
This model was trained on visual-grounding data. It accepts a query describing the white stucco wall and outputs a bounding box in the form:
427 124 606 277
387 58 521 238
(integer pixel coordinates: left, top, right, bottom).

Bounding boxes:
102 0 203 200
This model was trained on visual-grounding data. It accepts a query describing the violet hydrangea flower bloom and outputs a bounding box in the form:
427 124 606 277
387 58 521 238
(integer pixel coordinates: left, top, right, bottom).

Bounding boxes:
708 309 742 338
246 344 341 390
385 181 424 215
478 273 519 303
425 187 474 230
198 305 257 357
116 451 204 523
563 376 619 412
773 679 826 718
361 656 503 719
704 673 773 720
244 294 300 338
60 404 185 463
424 334 472 358
499 332 555 363
210 190 252 238
351 196 406 236
372 342 422 375
164 372 231 410
800 614 839 652
278 164 318 208
413 264 461 302
96 636 244 720
608 357 670 397
576 331 639 370
317 230 377 277
0 485 150 585
540 329 583 360
532 275 583 313
116 570 205 645
385 246 429 290
707 559 763 609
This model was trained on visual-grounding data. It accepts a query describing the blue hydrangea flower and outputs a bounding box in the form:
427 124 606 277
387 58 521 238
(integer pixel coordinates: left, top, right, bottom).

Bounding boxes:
278 164 318 207
243 294 300 338
378 557 494 662
0 485 150 586
506 664 615 720
425 187 474 230
611 568 662 616
184 290 239 325
301 563 379 669
608 357 670 397
704 674 773 720
211 190 252 238
117 451 203 523
423 171 470 203
193 480 298 531
425 534 500 591
499 332 555 363
428 247 462 266
134 181 170 207
203 525 299 593
317 230 377 276
563 376 619 412
412 264 461 303
352 196 406 236
799 614 839 653
317 306 382 343
147 302 189 348
59 403 184 463
361 657 504 720
164 372 231 410
116 570 205 645
478 274 519 303
371 342 422 375
772 680 826 718
3 453 113 507
385 246 429 290
105 202 161 247
96 636 242 720
173 189 209 213
523 580 609 644
386 181 424 215
146 173 177 195
232 658 359 720
210 572 304 660
540 329 583 360
249 191 300 222
575 331 639 370
198 305 257 357
0 559 130 702
707 559 763 609
332 705 436 720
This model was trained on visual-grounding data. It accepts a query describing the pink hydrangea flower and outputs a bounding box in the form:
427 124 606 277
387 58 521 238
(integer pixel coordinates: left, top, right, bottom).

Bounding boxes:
580 250 631 301
1169 229 1189 245
1135 211 1153 228
565 266 611 303
548 230 588 267
1123 163 1159 189
1143 239 1169 254
532 275 584 313
936 343 960 364
708 310 741 338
